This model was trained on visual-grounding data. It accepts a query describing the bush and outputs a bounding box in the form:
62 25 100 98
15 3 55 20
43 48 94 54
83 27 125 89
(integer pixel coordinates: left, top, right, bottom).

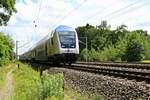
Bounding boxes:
0 32 14 66
89 48 101 61
99 46 121 62
13 63 64 100
118 32 146 62
79 48 89 61
123 40 145 62
41 71 64 99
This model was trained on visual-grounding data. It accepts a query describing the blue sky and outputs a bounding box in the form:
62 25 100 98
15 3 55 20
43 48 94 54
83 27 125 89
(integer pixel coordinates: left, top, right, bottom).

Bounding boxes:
16 0 38 4
0 0 150 54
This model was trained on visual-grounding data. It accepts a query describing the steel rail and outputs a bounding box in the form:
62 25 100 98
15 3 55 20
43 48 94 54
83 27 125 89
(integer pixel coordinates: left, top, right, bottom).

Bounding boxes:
64 63 150 83
76 61 150 70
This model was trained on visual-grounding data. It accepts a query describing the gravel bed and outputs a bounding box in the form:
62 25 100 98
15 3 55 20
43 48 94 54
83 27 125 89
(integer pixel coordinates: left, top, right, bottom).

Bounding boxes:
48 67 150 100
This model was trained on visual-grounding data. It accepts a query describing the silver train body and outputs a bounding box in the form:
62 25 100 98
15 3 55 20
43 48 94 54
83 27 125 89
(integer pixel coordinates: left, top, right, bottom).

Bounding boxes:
20 25 79 64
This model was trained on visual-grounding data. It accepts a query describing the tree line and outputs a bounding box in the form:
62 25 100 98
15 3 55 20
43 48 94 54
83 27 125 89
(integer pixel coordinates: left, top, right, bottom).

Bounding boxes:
0 0 16 66
76 21 150 62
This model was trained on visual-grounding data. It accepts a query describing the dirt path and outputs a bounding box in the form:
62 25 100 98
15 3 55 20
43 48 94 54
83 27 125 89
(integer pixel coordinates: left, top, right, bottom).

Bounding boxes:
0 70 13 100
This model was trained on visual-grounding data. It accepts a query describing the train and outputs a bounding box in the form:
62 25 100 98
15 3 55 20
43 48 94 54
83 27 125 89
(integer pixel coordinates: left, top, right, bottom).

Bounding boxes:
19 25 79 65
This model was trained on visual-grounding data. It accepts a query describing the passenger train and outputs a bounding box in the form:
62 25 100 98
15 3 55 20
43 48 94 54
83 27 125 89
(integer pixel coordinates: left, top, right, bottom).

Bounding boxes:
20 25 79 65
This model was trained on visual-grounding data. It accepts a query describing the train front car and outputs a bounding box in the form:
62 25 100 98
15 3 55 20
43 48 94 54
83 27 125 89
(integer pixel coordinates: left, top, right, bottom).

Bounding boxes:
55 25 79 65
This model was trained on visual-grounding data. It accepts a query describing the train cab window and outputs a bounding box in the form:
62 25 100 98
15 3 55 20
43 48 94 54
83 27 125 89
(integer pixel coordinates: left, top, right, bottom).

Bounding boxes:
58 31 76 48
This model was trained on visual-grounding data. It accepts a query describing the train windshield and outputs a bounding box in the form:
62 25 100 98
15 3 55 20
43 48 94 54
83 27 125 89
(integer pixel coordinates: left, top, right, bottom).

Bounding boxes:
58 31 76 48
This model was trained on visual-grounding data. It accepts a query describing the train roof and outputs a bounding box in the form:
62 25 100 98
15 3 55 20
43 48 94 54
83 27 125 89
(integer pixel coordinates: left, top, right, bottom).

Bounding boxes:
30 33 51 50
55 25 75 32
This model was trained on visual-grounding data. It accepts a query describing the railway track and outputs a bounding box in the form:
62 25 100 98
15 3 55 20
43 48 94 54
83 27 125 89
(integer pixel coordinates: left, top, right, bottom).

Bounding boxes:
46 62 150 99
26 61 150 83
76 61 150 70
64 62 150 83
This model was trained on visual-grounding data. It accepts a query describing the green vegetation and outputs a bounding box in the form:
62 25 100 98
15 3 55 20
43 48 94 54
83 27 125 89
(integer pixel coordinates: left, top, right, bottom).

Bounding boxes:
0 0 16 66
76 21 150 62
1 62 103 100
0 64 11 89
13 62 64 100
0 32 14 66
0 0 16 26
141 60 150 63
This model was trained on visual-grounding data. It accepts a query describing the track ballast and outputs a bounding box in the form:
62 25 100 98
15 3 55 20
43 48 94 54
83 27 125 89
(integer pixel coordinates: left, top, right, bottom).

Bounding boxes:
64 62 150 83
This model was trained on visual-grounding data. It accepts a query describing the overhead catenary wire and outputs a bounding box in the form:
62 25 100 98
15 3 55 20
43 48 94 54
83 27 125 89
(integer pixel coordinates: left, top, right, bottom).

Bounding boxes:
111 2 150 28
33 0 39 23
30 0 44 52
33 0 43 29
106 1 150 23
51 0 87 29
73 0 150 35
35 0 43 22
15 0 43 55
132 21 150 28
83 0 141 25
18 41 32 49
33 1 39 33
81 1 118 24
43 0 87 34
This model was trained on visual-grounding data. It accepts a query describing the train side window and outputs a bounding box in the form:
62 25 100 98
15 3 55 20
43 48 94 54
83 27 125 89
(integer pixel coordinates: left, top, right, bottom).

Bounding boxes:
49 39 51 46
45 43 47 56
35 50 36 56
51 38 54 45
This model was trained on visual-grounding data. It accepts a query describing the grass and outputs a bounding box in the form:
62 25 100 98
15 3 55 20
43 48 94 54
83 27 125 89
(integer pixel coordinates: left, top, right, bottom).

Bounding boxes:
12 62 64 100
0 64 13 89
1 62 103 100
141 60 150 63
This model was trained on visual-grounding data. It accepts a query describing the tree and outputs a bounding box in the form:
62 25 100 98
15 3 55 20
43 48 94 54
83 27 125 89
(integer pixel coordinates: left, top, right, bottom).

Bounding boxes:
119 31 146 62
116 24 127 32
109 25 128 46
0 0 16 26
76 24 95 52
85 23 94 29
76 22 150 62
123 40 145 62
0 32 14 66
97 20 111 30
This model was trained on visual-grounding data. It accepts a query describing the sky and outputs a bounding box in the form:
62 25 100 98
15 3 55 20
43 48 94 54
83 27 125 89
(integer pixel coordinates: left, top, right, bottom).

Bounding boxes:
0 0 150 54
